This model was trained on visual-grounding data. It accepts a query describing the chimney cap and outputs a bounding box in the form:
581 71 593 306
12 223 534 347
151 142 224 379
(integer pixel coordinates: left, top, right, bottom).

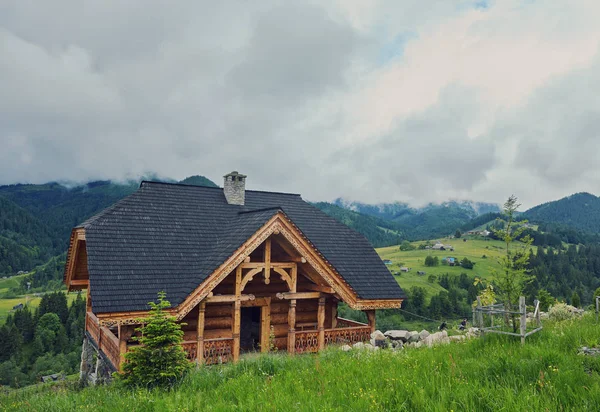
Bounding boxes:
224 171 247 179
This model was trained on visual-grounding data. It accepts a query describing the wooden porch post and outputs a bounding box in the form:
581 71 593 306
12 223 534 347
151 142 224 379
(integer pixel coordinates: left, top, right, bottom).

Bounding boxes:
287 262 298 354
233 266 242 362
331 300 338 329
287 300 296 354
318 297 326 350
366 310 376 333
118 324 133 370
196 301 206 364
260 302 271 353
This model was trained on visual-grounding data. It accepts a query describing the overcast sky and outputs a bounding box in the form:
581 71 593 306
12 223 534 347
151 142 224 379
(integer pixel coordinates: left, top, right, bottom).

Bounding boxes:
1 1 599 208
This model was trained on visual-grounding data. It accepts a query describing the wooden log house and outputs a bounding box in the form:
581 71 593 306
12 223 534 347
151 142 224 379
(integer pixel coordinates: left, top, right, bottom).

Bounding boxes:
64 172 405 374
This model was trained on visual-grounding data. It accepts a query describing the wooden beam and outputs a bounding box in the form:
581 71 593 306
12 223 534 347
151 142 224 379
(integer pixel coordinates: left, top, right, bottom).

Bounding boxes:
264 237 271 285
305 284 334 294
70 279 89 287
196 301 206 364
206 294 255 303
287 299 296 354
241 297 270 307
317 297 325 350
240 262 296 269
233 266 242 362
365 310 376 334
276 292 321 300
291 264 297 293
260 302 271 353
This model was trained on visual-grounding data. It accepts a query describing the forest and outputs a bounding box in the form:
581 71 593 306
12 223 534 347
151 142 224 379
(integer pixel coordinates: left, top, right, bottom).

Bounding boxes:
0 291 85 387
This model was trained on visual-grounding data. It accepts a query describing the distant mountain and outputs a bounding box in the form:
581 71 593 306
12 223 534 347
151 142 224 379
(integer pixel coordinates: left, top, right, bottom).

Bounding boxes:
0 175 218 275
178 175 219 188
524 192 600 234
311 202 403 248
331 199 501 240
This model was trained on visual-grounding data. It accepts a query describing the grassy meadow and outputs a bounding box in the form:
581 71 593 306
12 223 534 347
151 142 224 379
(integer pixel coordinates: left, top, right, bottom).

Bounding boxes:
0 290 80 323
376 236 520 296
2 314 599 411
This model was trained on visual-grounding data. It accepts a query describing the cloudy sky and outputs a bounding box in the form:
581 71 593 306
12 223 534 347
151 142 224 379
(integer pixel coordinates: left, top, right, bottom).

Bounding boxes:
1 1 599 208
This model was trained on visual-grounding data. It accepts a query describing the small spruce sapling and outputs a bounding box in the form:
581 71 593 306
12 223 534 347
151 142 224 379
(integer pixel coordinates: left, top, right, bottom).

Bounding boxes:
119 292 190 389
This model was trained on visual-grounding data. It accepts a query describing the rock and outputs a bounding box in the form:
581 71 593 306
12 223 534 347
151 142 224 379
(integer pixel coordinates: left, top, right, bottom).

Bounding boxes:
407 331 421 343
419 330 430 341
579 346 600 356
353 342 365 349
391 340 404 350
364 343 377 351
370 330 387 348
450 335 466 342
384 330 410 341
422 331 451 347
341 344 352 352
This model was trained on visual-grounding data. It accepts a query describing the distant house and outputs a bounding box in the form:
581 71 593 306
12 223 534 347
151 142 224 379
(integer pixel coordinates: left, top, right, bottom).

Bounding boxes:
443 257 457 266
481 230 491 237
417 271 426 275
17 270 29 275
432 242 453 251
383 259 392 265
400 267 410 272
12 303 23 310
432 243 445 250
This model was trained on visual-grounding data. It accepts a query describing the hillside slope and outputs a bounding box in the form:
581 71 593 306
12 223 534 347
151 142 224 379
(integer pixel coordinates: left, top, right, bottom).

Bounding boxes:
0 196 59 274
311 202 403 247
332 199 501 240
524 192 600 233
3 315 599 411
0 176 218 275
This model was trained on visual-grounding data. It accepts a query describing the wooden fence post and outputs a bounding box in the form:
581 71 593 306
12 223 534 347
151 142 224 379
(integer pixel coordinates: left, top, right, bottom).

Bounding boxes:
519 296 526 345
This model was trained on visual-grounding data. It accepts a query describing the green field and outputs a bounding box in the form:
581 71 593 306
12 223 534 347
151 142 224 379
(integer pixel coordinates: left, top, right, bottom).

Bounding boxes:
377 236 523 296
0 292 81 323
0 275 26 296
2 315 599 411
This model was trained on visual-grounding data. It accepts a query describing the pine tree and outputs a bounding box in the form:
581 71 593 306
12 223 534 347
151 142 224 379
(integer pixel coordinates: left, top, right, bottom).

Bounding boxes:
119 292 190 388
571 291 581 308
491 195 533 332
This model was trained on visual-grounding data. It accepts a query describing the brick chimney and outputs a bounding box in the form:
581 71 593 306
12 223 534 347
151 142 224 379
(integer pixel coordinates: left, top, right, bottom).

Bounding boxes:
223 171 247 205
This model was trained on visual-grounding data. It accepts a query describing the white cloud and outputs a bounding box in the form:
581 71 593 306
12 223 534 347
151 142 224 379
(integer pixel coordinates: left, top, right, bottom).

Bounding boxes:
1 0 599 209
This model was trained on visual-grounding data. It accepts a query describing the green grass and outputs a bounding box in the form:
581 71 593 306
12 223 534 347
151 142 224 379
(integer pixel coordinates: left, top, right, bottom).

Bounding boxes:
0 292 80 323
377 236 519 296
0 275 26 296
2 314 599 411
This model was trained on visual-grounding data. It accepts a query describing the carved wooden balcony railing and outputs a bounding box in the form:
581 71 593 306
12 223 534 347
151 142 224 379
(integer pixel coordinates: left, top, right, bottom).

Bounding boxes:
86 312 101 345
335 317 368 328
182 341 198 362
204 338 234 365
294 330 320 353
324 326 371 346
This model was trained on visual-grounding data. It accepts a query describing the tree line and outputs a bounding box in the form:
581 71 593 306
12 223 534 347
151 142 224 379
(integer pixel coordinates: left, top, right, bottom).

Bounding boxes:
0 291 85 388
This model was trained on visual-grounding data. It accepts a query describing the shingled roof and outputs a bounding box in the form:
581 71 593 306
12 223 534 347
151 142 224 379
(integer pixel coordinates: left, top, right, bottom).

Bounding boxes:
80 181 405 313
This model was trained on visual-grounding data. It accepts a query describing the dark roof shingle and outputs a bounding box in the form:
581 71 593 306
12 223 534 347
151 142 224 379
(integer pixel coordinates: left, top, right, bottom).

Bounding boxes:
84 182 404 313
